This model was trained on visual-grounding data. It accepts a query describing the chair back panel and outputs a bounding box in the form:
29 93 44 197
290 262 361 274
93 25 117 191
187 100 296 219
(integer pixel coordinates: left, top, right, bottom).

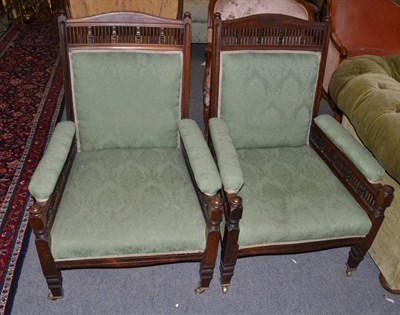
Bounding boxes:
209 14 330 149
219 51 321 149
70 50 182 151
59 12 192 152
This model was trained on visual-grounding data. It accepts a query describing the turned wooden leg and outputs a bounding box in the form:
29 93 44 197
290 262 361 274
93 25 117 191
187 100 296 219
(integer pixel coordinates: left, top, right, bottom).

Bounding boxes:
29 202 64 299
195 195 223 294
346 244 367 277
220 194 242 293
220 221 239 293
46 272 64 300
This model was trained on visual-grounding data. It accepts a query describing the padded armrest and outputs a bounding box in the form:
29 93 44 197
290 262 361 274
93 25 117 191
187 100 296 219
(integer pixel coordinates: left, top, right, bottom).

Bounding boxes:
314 115 385 183
29 121 76 201
209 118 244 193
178 119 221 196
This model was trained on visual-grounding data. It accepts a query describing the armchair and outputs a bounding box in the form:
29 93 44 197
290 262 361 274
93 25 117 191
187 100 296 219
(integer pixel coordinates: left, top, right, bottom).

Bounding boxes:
206 12 395 293
28 12 223 299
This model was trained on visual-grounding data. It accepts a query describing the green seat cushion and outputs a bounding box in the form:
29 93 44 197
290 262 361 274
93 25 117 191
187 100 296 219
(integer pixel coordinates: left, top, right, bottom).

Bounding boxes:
236 146 371 247
329 55 400 182
70 50 182 151
219 51 321 149
51 148 205 260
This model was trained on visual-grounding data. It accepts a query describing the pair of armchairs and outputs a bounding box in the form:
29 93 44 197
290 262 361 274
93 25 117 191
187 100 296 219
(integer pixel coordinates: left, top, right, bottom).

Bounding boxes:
28 2 394 299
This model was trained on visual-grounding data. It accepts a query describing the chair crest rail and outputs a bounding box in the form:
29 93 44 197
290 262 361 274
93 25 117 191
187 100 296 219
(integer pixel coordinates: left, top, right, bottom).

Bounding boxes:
60 12 189 46
219 14 326 50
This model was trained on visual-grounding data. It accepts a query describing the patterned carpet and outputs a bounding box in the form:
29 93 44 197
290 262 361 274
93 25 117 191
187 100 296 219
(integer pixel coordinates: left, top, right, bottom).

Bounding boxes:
0 1 64 313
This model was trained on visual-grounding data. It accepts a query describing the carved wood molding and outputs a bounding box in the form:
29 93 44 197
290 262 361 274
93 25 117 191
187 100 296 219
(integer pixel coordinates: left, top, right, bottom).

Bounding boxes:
309 122 394 219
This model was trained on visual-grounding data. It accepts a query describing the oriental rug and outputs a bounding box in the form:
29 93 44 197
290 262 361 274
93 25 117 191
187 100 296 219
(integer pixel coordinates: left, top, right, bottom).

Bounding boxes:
0 2 64 313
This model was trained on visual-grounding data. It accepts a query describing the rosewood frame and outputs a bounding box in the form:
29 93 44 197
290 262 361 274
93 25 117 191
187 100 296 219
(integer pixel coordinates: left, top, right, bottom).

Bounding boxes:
206 13 394 292
28 12 223 299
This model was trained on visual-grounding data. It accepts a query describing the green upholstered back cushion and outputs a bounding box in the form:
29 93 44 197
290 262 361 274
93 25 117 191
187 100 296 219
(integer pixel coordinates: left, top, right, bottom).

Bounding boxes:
70 50 182 151
329 55 400 182
219 51 321 149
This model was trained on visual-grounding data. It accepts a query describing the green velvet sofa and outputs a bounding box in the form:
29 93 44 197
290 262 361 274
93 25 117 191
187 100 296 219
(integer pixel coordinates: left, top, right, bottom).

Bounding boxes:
329 55 400 294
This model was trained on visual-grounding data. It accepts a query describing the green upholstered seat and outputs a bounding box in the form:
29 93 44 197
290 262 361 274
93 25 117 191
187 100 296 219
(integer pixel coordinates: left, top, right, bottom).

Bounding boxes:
236 146 372 247
51 148 206 260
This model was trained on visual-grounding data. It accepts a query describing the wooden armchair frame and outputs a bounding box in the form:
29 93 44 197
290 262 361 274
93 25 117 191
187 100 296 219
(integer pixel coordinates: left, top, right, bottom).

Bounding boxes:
28 12 223 299
206 13 394 293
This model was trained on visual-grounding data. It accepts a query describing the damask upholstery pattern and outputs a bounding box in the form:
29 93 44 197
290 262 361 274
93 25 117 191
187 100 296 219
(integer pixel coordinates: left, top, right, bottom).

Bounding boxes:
178 119 222 195
219 51 321 149
51 148 206 260
209 118 244 193
29 121 76 201
70 50 182 151
236 146 372 247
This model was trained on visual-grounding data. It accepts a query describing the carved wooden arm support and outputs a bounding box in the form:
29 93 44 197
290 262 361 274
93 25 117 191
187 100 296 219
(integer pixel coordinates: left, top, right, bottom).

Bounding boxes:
309 121 394 222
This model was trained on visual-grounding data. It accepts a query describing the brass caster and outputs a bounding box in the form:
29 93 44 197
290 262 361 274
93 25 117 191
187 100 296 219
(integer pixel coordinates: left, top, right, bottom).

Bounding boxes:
194 287 209 295
222 285 229 294
48 292 63 300
346 267 354 277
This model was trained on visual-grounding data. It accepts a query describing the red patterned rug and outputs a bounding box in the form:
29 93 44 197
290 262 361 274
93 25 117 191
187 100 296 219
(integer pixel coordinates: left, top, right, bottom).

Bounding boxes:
0 2 64 313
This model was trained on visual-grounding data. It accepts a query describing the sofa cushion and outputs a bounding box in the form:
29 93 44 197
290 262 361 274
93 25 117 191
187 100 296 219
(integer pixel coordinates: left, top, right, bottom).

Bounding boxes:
70 50 182 151
51 148 205 260
329 55 400 182
219 51 321 149
236 146 372 247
